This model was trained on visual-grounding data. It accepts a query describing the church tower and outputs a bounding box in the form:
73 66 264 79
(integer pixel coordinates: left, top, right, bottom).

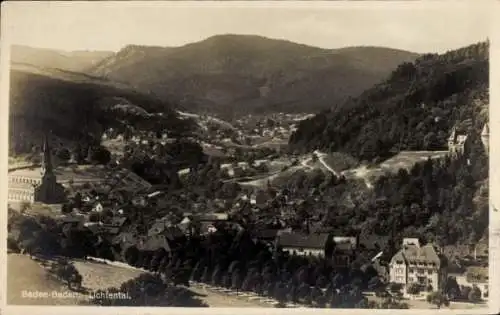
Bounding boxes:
447 127 457 156
40 133 54 177
448 125 468 157
447 127 457 151
481 123 489 154
34 132 66 204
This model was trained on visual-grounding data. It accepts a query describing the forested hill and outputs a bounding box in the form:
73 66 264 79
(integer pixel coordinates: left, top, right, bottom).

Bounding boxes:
9 63 194 155
289 41 489 162
87 34 418 116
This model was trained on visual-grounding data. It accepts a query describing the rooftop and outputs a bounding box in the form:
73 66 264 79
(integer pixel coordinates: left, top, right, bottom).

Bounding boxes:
391 244 442 266
358 234 390 251
138 234 171 252
277 232 330 249
8 181 37 190
9 164 107 180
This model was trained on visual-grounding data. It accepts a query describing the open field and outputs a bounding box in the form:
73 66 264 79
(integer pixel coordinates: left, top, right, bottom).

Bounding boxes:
378 150 449 170
71 259 146 291
8 253 272 307
7 254 88 305
342 150 449 188
320 151 359 173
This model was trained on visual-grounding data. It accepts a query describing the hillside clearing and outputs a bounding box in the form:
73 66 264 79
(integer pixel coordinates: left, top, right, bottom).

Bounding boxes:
341 150 449 188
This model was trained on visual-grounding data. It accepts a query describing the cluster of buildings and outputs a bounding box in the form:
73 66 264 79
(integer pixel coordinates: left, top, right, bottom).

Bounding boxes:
7 134 152 206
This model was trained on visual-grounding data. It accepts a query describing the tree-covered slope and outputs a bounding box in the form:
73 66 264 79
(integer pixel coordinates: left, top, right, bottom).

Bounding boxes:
289 41 489 162
9 63 194 155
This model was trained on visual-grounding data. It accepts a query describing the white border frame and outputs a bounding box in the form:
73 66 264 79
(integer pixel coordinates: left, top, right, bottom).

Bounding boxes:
1 1 498 315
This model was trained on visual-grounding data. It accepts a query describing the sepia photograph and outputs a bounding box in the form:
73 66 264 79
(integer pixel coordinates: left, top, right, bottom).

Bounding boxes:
0 0 497 313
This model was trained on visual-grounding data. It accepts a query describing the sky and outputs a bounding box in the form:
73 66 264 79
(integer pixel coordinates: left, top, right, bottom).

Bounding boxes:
1 1 493 54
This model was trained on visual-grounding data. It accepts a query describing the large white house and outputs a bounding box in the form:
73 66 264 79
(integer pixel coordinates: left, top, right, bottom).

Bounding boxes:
389 239 447 292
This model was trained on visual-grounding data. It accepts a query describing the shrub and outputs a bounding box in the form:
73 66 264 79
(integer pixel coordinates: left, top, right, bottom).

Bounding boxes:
56 147 71 162
7 236 20 253
406 283 421 295
426 291 450 309
468 285 482 302
388 282 403 292
50 260 83 290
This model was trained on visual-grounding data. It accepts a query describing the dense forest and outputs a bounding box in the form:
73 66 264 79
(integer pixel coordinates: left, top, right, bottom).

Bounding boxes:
289 41 489 162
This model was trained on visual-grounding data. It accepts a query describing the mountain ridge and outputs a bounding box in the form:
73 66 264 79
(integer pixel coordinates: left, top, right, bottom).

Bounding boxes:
11 45 114 73
85 34 419 117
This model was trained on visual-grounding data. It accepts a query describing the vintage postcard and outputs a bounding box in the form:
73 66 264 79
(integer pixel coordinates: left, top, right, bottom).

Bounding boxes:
1 1 498 314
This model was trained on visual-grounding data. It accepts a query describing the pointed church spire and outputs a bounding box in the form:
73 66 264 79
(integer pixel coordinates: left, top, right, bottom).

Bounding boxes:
41 132 53 176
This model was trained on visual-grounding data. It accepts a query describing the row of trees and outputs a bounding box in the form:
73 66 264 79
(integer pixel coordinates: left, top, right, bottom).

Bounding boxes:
112 226 408 309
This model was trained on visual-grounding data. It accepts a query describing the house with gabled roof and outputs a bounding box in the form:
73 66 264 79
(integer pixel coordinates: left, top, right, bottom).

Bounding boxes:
276 231 330 257
389 239 447 291
274 231 354 263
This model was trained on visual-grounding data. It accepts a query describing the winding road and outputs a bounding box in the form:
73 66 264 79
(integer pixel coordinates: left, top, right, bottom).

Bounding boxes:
313 150 339 176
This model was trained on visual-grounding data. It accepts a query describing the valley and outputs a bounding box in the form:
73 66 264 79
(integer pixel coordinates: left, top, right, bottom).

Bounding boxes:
7 36 490 311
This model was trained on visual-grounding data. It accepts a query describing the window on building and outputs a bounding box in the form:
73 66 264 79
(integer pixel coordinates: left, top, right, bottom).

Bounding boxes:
428 269 433 274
